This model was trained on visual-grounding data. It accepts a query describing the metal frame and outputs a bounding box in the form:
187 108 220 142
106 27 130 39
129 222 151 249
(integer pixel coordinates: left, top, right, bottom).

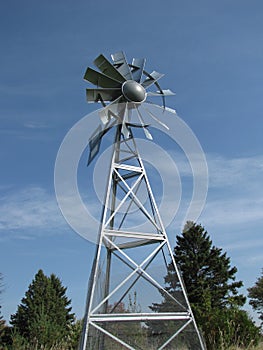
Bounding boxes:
79 125 206 350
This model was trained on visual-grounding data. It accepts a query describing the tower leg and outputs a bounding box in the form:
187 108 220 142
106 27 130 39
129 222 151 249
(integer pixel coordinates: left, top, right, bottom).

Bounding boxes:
79 130 206 350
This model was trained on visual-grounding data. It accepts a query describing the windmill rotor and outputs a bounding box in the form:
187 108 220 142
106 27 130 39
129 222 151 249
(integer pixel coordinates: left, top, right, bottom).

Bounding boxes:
84 51 175 164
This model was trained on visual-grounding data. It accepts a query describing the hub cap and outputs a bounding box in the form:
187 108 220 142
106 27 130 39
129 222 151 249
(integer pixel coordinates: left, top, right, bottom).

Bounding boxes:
122 80 146 103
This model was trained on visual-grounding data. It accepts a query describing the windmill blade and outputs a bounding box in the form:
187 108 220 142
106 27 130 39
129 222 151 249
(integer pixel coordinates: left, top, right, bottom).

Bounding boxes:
142 106 169 130
131 58 146 83
147 101 177 114
146 89 175 110
125 105 150 129
87 122 115 165
164 106 177 114
135 107 153 140
84 67 121 88
126 122 149 128
86 88 121 103
87 125 103 165
99 95 124 124
141 71 164 89
94 54 126 83
111 51 133 80
147 89 175 97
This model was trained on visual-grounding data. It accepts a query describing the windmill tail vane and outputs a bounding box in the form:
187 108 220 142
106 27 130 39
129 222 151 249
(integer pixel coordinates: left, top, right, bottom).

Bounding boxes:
79 51 206 350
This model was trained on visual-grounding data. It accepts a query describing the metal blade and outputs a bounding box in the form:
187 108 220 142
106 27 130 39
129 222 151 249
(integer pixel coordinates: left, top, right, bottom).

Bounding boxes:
111 51 133 80
126 122 149 128
142 106 169 130
87 123 114 165
142 126 152 140
87 125 103 165
147 89 175 97
135 107 153 140
94 54 126 83
99 96 124 124
164 106 177 114
141 71 164 89
86 88 121 103
84 67 121 88
148 102 177 114
131 58 146 83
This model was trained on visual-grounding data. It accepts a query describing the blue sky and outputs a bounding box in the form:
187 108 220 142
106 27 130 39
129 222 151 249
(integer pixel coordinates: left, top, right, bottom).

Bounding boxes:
1 0 263 324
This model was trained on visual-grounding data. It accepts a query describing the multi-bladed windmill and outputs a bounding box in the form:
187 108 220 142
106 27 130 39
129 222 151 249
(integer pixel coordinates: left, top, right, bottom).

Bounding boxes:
84 51 174 165
79 52 206 350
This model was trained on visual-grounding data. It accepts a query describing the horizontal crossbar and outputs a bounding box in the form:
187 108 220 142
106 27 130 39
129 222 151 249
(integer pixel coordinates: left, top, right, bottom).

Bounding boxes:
89 312 191 322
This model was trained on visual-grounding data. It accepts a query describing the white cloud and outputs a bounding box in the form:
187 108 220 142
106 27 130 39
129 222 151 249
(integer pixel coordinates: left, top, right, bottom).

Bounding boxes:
201 196 263 227
0 185 103 242
1 153 262 243
224 239 263 252
193 153 263 229
206 154 263 189
0 82 63 98
246 254 263 266
0 186 65 236
23 122 50 129
145 152 263 231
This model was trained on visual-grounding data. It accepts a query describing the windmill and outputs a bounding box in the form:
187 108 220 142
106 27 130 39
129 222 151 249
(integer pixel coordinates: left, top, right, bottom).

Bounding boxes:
79 52 206 350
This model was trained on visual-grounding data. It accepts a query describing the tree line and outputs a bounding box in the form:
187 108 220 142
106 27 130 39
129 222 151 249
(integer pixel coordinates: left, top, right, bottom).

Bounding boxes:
0 222 262 349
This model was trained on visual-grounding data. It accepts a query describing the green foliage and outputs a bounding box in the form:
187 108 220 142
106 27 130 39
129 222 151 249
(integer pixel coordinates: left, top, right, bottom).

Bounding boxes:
87 292 147 349
10 269 75 348
174 222 246 310
66 319 83 349
107 293 145 348
0 319 82 350
150 222 260 350
0 273 3 320
0 272 8 348
198 307 261 349
248 269 263 326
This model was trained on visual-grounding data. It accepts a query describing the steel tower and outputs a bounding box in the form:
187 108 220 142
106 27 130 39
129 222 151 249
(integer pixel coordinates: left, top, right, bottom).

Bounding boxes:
79 52 206 350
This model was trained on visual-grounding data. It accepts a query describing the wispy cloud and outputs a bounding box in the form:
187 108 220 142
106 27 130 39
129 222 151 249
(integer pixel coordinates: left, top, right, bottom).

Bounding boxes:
1 153 262 244
224 238 263 252
0 185 102 242
246 254 263 266
0 186 65 237
207 154 263 189
199 154 263 227
23 122 50 129
201 196 263 227
0 82 64 98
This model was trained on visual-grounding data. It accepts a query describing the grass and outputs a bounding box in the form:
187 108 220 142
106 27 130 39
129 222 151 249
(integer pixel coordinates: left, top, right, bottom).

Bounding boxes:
228 344 263 350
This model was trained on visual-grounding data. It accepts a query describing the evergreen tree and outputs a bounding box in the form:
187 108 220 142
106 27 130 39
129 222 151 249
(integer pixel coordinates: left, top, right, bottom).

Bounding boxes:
150 222 260 349
10 269 74 347
248 268 263 326
173 222 245 312
0 273 6 342
0 273 3 321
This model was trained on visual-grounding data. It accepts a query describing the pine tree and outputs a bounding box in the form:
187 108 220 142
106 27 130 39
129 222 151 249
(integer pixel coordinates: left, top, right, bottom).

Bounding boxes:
248 268 263 326
10 269 74 347
173 222 245 312
0 273 3 322
150 222 259 349
0 273 6 341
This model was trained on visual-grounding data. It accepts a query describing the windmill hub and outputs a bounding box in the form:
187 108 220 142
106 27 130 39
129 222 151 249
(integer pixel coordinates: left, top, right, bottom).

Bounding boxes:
122 80 146 103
